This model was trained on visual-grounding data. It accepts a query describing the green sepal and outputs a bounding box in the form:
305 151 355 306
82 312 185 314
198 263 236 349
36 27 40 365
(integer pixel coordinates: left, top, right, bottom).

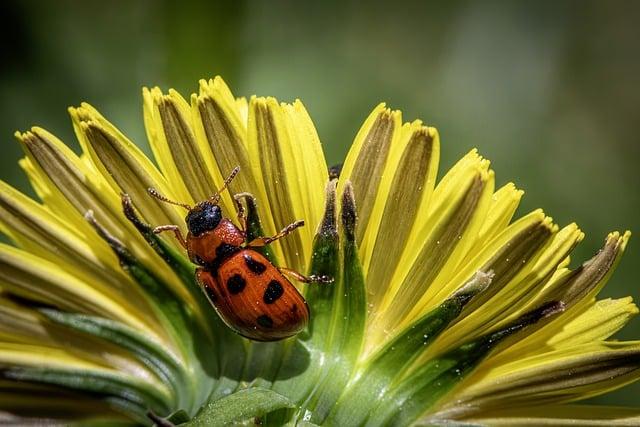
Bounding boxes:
185 388 295 427
271 181 339 404
121 194 196 288
121 193 211 322
1 367 173 420
367 301 565 426
306 182 367 423
326 272 491 426
39 309 190 409
236 192 278 265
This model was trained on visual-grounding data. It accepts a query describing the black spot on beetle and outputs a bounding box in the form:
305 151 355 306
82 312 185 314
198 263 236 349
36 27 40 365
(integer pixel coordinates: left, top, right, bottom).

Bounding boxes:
263 280 284 304
257 314 273 328
227 274 246 294
244 254 267 274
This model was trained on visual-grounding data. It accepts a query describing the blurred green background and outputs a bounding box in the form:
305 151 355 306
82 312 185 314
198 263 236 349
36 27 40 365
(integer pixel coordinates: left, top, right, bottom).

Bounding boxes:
1 0 638 406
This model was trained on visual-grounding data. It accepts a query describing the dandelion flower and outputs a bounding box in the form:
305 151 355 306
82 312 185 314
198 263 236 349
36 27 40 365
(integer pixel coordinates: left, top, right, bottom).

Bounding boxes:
0 76 638 426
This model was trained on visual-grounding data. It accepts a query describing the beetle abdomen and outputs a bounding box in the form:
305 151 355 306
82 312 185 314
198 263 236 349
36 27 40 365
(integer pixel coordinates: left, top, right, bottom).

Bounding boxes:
197 250 309 341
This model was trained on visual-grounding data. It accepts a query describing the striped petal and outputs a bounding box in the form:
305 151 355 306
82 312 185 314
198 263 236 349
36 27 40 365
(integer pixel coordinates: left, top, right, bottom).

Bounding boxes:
469 182 524 254
0 180 159 333
364 122 439 304
247 97 328 272
0 301 166 384
454 404 640 426
429 222 581 355
338 104 402 248
191 77 253 213
15 128 192 304
450 343 640 414
547 297 639 348
0 244 149 333
144 88 221 206
70 103 185 232
372 150 494 343
493 232 632 363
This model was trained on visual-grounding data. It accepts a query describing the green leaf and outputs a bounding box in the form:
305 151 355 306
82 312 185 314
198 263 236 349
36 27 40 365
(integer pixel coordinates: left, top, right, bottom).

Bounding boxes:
185 388 295 427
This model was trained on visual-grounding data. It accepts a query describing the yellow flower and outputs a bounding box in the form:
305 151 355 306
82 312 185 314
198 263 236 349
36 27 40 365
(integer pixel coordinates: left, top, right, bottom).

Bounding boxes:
0 76 638 426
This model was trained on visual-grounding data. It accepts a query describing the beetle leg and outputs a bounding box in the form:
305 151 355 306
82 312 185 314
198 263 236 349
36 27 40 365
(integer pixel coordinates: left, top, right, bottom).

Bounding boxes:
278 267 333 284
232 193 248 236
153 224 187 248
248 220 304 247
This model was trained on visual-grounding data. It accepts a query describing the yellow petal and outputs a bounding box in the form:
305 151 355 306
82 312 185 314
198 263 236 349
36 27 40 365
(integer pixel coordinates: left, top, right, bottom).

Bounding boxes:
0 342 107 370
247 97 328 271
425 219 571 357
0 341 170 400
0 299 160 381
0 180 159 331
485 232 632 368
143 88 194 206
547 297 639 348
0 244 151 334
453 342 640 411
468 182 524 255
280 100 329 242
374 151 494 339
192 77 254 213
16 128 193 306
338 104 402 246
364 123 439 305
70 103 185 231
452 404 640 426
545 231 631 307
235 96 249 125
143 88 222 206
0 298 56 346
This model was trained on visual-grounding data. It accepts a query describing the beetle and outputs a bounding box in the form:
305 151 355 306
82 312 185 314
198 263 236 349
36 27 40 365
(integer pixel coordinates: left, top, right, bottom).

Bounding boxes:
148 167 331 341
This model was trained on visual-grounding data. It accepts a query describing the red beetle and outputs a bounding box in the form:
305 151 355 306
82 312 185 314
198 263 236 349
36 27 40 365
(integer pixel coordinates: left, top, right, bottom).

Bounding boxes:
149 167 330 341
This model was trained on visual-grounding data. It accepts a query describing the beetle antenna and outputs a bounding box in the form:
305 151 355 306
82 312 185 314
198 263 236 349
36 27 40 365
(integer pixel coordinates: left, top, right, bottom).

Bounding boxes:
211 166 240 204
147 188 191 210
